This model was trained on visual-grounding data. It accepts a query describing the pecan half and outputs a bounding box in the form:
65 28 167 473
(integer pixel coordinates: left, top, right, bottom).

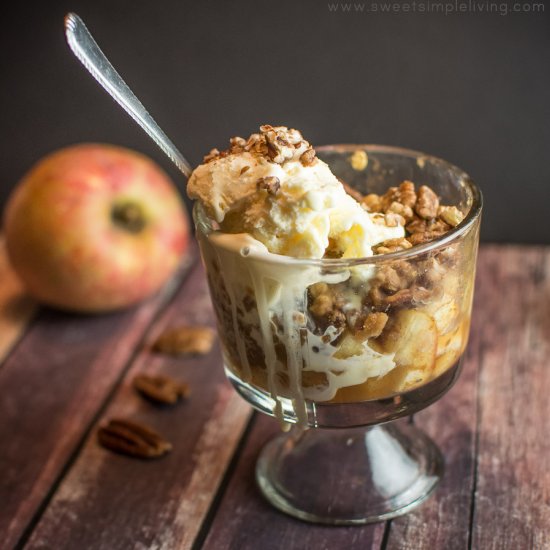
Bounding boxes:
97 418 172 459
133 374 190 405
153 326 215 356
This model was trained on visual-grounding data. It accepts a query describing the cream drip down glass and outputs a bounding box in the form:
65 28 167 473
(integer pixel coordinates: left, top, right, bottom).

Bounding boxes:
192 139 482 524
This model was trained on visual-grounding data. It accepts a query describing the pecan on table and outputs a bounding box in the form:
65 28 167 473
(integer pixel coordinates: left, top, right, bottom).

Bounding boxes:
97 418 172 459
133 374 189 405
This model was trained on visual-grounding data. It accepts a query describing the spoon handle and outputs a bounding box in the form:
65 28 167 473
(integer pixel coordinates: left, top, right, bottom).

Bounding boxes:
65 13 193 178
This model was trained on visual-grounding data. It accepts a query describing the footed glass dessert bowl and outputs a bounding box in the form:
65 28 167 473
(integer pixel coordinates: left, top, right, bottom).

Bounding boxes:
194 144 482 525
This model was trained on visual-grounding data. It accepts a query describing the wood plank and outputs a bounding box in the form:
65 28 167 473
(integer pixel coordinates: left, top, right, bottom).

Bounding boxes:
470 246 550 549
25 262 252 550
0 238 37 363
0 252 194 550
201 413 387 550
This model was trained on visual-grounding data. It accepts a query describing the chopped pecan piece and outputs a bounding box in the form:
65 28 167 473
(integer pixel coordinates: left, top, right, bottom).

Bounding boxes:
153 326 215 356
407 230 446 246
262 125 303 163
373 238 413 255
308 284 347 330
380 186 400 212
257 176 281 195
309 294 333 317
406 216 428 234
387 201 414 221
407 217 451 237
384 212 406 227
362 193 382 213
439 205 464 227
230 136 246 149
368 286 390 309
244 133 262 152
97 418 172 459
133 374 190 405
203 148 220 163
354 312 388 339
300 148 317 166
415 185 440 220
377 266 405 293
309 282 330 298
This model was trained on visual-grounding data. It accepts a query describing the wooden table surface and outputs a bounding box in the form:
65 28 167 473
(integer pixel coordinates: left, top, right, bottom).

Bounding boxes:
1 241 549 550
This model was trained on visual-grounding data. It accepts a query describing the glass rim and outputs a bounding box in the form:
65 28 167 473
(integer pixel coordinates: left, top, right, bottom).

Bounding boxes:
194 144 483 267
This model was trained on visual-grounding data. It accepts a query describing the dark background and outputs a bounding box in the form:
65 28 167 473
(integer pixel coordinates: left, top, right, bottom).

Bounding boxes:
1 0 549 243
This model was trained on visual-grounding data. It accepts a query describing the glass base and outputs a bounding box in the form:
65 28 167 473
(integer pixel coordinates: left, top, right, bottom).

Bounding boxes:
256 421 443 525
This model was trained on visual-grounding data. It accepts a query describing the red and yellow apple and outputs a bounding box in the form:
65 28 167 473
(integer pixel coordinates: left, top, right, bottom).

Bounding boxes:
3 144 189 312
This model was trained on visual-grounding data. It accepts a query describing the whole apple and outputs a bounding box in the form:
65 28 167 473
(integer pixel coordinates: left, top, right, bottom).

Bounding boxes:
4 144 189 312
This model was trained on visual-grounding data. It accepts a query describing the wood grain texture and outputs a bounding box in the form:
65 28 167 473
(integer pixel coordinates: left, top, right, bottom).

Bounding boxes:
25 263 252 550
0 254 193 550
0 238 36 363
471 246 550 549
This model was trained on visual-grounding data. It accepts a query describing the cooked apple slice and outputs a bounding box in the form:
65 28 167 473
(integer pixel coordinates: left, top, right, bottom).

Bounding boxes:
330 364 410 402
423 297 459 335
440 316 470 353
437 323 463 357
380 309 438 371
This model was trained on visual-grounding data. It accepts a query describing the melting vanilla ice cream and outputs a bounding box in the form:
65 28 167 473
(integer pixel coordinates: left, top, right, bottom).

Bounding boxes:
188 125 403 259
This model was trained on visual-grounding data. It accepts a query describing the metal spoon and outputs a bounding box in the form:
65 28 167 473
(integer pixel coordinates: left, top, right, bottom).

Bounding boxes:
64 12 193 178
